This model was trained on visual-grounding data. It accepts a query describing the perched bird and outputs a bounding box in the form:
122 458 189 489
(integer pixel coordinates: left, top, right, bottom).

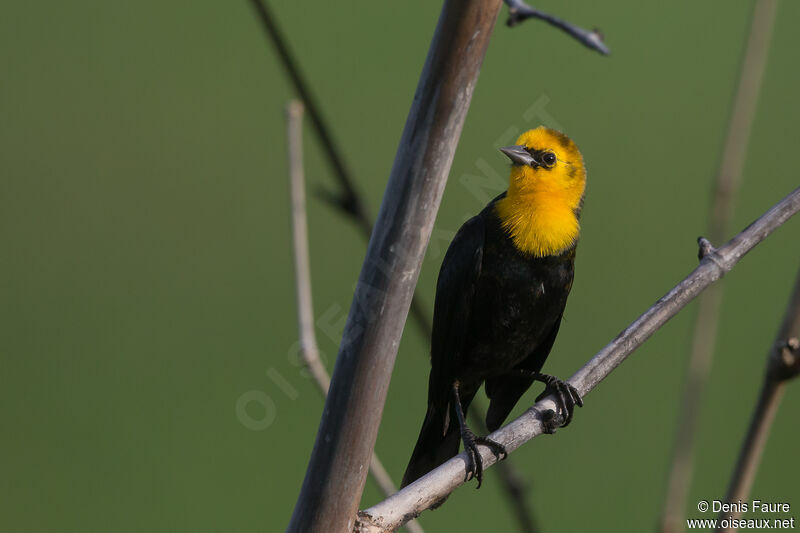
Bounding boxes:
401 126 586 489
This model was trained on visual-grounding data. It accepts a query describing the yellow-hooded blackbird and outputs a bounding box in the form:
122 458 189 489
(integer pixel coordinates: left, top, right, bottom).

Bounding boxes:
401 127 586 489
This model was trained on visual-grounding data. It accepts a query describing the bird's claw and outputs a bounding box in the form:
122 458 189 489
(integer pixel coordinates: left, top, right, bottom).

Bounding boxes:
535 374 583 427
461 429 507 488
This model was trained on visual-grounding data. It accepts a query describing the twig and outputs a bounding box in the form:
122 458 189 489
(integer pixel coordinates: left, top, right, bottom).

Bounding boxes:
287 100 330 392
356 185 800 532
660 2 778 530
716 267 800 532
503 0 610 55
249 0 370 232
247 0 436 386
285 101 424 533
254 2 539 529
287 2 505 531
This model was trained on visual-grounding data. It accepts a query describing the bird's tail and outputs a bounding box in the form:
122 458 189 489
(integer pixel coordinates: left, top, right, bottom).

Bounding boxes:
401 403 461 488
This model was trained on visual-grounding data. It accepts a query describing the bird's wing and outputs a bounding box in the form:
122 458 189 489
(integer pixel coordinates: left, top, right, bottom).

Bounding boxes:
484 311 564 432
427 214 485 409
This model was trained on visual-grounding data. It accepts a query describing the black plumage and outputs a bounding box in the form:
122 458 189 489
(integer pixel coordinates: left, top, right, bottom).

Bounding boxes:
401 192 580 489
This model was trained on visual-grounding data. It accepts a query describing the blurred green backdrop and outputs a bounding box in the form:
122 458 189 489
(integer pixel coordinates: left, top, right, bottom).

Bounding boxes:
2 1 799 531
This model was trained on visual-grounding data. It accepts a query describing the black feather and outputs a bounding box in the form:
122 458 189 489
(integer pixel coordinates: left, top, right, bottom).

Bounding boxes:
402 193 576 486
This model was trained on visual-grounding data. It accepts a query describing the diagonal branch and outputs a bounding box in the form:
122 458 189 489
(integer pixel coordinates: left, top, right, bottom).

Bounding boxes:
660 2 779 529
503 0 610 55
249 0 370 231
285 101 424 533
356 185 800 532
247 0 442 359
716 266 800 531
287 1 505 531
286 100 423 533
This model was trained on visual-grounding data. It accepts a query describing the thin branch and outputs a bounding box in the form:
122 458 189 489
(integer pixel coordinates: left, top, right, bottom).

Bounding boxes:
356 185 800 532
287 100 330 392
716 267 800 532
286 101 426 533
247 0 438 386
287 2 504 531
660 2 779 529
249 0 370 232
503 0 610 55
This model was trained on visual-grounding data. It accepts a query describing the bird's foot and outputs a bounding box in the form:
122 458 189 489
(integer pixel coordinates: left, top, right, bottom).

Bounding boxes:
461 429 507 488
533 373 583 427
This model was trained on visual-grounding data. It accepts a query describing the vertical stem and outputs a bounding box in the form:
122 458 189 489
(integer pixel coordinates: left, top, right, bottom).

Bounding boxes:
660 2 778 530
708 0 779 243
287 2 503 531
716 266 800 531
285 100 424 533
286 101 330 391
716 381 785 530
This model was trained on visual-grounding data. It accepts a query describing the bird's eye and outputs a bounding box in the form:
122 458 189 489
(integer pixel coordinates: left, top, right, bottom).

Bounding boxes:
542 152 557 166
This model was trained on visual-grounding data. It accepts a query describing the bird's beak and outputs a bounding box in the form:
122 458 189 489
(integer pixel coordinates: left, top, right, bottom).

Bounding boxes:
499 145 536 166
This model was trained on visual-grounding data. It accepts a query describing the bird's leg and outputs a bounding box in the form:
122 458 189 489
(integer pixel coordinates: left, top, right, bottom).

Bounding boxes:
452 382 507 488
517 370 583 428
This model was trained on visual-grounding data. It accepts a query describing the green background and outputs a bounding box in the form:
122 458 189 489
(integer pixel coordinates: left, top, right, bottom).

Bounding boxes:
2 1 799 531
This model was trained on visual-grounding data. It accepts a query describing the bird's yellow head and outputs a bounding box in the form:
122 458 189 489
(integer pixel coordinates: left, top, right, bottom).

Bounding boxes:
495 127 586 257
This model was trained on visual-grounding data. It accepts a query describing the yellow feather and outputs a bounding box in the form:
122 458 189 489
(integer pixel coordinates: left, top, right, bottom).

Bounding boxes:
495 127 586 257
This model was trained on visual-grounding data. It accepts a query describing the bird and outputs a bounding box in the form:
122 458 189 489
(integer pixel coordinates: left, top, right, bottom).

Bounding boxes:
401 126 586 490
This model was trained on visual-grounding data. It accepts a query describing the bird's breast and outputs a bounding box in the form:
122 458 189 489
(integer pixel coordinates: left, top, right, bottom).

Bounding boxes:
458 240 575 381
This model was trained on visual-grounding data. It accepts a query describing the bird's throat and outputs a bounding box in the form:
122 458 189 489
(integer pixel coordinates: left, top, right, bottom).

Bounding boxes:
495 189 581 257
